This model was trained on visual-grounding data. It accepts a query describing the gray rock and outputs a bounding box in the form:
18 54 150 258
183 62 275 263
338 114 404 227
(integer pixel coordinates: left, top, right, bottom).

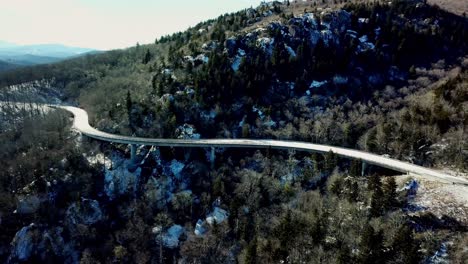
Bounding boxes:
16 195 45 215
66 199 103 226
206 207 229 225
8 224 37 262
153 224 185 248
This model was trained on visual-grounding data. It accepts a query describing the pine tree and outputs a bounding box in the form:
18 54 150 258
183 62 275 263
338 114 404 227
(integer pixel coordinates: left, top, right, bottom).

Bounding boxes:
142 49 152 64
345 176 359 202
325 150 338 173
329 175 343 197
391 224 421 263
359 224 384 264
382 176 398 211
350 159 361 177
126 90 132 114
368 175 384 217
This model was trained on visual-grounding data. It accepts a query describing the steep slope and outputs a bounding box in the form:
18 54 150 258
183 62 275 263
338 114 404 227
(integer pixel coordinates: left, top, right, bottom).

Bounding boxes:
0 0 467 169
1 1 468 263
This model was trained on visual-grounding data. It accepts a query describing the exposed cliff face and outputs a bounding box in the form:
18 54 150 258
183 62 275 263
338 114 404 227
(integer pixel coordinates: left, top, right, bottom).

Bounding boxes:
103 152 141 199
8 224 37 262
8 225 78 263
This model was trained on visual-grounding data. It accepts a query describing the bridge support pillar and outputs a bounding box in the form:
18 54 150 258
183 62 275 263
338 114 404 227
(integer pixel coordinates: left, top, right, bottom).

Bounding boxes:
130 144 137 163
361 161 367 177
210 147 215 169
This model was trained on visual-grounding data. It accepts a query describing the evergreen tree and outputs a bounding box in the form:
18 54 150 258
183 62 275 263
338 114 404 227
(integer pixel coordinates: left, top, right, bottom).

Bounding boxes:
142 49 152 64
391 224 421 263
325 150 338 173
329 175 343 197
368 175 384 217
344 176 359 202
126 90 132 114
350 159 361 177
359 224 385 264
382 176 398 211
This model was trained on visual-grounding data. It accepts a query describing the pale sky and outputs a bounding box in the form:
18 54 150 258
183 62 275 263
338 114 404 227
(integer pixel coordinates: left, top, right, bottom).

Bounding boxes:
0 0 267 50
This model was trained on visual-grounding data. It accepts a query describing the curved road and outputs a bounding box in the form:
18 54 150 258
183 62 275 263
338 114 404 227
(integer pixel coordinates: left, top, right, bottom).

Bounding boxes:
52 105 468 185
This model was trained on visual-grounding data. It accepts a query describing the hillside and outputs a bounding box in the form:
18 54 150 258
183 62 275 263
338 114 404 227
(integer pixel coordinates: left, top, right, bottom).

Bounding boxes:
0 60 19 72
0 0 467 263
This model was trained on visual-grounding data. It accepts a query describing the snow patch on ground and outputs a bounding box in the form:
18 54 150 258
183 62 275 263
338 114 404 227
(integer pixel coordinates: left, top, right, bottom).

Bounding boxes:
396 175 468 225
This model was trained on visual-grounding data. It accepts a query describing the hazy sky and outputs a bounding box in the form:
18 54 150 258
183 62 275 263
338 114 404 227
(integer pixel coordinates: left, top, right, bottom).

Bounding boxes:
0 0 267 50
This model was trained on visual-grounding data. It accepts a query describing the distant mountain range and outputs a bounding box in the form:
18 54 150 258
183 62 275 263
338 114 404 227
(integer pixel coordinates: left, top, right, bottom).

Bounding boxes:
0 41 98 72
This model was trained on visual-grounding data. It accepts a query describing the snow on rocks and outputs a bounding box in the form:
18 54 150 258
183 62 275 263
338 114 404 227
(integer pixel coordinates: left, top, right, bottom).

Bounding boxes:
346 29 358 38
194 219 207 236
200 109 217 121
231 57 242 71
358 18 369 24
399 179 419 194
252 106 265 119
320 10 351 33
303 13 318 28
184 54 209 65
201 41 218 51
309 80 328 89
285 44 296 57
104 158 141 199
161 68 172 75
263 119 277 128
206 207 229 225
231 48 246 71
333 75 348 85
153 224 185 248
358 35 376 52
176 124 201 139
170 159 185 179
257 37 274 53
195 54 209 64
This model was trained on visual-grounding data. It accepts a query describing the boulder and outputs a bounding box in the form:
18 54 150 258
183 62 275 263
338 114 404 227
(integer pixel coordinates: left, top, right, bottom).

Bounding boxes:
206 207 229 225
144 176 175 209
176 124 201 139
66 199 103 226
194 219 207 236
154 224 185 248
8 224 38 262
16 195 45 215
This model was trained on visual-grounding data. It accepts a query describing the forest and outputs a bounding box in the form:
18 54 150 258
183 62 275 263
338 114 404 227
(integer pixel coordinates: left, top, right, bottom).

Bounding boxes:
0 0 467 263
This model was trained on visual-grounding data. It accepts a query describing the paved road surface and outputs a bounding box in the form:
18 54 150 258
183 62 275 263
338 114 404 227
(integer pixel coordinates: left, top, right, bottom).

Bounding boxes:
53 105 468 185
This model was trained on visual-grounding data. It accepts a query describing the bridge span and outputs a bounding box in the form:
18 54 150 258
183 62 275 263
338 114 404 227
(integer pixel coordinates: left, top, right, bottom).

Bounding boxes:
52 105 468 185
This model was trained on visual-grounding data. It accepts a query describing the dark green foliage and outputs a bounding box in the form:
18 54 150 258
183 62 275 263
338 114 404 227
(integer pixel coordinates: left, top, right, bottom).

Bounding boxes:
382 176 398 210
390 224 421 264
142 49 152 64
325 151 338 173
368 175 384 217
350 159 361 177
359 224 385 264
